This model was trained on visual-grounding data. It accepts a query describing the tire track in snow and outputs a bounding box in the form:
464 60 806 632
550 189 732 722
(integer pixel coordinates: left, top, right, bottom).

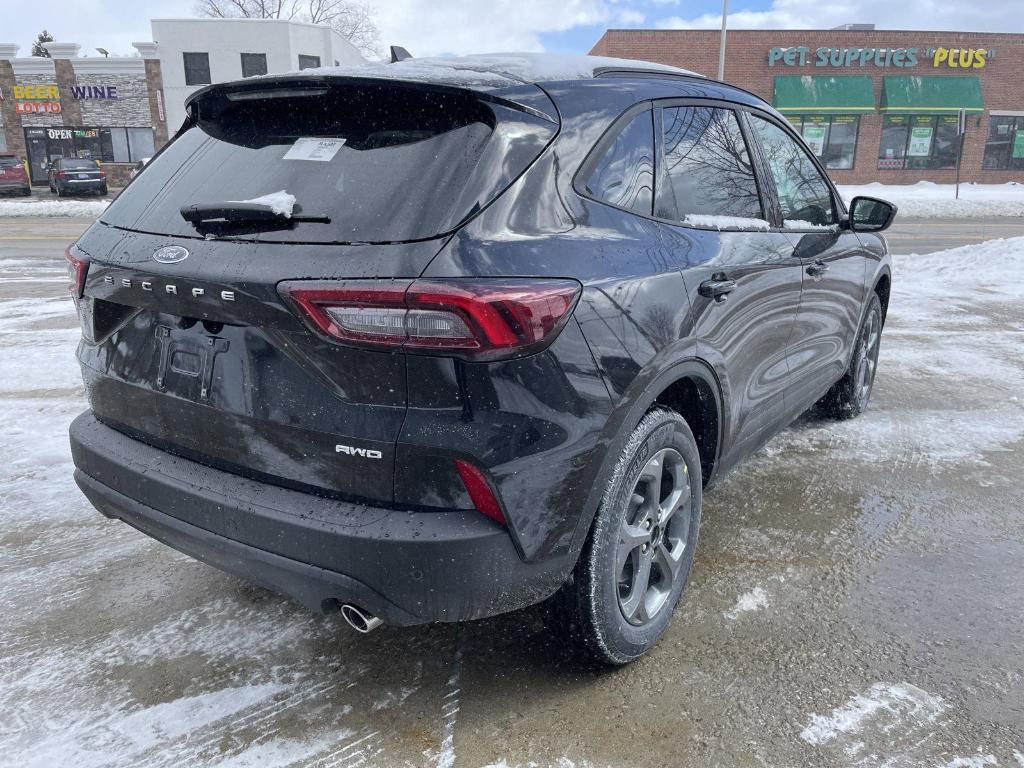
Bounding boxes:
430 630 464 768
136 679 342 768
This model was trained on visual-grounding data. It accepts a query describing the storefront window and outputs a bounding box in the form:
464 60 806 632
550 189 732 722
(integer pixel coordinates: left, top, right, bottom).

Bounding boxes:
110 128 130 163
878 115 961 170
127 128 156 161
785 115 860 170
23 126 157 182
983 116 1024 170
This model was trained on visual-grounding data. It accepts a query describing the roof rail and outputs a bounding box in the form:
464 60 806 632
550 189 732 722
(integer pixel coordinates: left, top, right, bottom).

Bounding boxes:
595 67 769 106
593 66 704 80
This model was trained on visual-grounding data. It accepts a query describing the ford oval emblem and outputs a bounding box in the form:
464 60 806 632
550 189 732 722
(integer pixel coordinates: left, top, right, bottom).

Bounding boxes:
153 246 190 264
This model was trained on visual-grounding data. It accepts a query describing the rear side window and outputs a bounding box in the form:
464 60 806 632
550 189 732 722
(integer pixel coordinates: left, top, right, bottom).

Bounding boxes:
582 109 654 216
657 106 764 226
749 116 836 228
101 84 556 244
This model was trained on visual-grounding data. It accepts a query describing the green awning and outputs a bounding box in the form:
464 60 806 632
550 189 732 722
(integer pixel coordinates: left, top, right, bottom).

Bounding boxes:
880 76 984 113
773 75 875 114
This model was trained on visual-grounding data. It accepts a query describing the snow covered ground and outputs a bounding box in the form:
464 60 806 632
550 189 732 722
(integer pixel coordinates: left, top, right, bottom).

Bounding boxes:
1 233 1022 767
0 197 111 218
838 181 1024 218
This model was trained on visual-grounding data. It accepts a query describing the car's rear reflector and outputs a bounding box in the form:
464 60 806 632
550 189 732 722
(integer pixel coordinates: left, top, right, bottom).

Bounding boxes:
454 459 506 526
279 278 581 360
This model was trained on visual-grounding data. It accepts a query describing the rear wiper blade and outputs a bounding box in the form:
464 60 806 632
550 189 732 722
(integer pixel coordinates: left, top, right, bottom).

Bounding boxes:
179 202 330 225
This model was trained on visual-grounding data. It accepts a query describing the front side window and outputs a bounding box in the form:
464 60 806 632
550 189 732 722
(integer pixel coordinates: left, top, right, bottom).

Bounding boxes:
582 109 654 216
298 55 321 70
183 52 211 86
657 106 763 226
241 52 268 78
749 116 835 228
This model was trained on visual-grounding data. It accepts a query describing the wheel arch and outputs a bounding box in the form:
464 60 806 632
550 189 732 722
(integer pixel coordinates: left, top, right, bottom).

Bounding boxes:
873 268 891 326
568 357 724 558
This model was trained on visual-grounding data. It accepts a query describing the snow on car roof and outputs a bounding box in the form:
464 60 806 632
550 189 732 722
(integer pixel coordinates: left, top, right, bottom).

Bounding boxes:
273 52 701 90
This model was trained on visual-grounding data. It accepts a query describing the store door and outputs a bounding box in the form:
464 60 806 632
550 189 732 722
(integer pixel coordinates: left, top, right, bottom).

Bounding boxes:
24 128 51 186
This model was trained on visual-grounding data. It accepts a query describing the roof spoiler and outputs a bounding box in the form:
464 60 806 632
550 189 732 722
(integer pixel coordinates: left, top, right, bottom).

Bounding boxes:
184 74 558 124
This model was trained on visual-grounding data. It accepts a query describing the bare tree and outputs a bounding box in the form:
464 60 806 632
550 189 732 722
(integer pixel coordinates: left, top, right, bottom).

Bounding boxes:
194 0 381 58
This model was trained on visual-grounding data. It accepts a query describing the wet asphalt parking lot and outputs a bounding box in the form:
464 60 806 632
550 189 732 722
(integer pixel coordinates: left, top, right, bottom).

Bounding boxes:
1 215 1022 767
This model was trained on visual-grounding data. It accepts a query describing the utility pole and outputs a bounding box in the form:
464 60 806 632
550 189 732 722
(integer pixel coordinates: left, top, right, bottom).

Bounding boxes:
955 108 967 200
717 0 729 80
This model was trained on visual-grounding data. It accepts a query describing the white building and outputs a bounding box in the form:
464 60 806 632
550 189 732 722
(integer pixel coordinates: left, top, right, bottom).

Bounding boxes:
151 18 366 130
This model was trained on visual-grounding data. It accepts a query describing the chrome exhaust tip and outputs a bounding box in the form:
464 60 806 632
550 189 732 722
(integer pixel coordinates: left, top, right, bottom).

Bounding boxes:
340 604 384 634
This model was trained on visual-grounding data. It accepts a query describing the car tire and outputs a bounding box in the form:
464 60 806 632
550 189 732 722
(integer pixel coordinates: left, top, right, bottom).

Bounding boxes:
820 293 883 420
560 407 702 665
99 184 108 196
22 188 31 197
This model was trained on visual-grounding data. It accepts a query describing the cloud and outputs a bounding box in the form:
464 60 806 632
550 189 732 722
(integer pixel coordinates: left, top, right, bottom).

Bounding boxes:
373 0 620 55
655 0 1021 33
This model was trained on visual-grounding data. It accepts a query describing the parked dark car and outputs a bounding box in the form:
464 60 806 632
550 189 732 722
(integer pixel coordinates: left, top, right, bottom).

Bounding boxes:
48 157 107 196
68 55 894 663
0 153 31 196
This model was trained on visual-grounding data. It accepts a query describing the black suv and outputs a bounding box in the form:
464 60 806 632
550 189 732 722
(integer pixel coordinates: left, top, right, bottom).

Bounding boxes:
68 55 894 663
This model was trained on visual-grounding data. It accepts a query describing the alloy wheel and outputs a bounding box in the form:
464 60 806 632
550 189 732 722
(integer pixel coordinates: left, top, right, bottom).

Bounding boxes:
616 447 692 626
854 308 881 407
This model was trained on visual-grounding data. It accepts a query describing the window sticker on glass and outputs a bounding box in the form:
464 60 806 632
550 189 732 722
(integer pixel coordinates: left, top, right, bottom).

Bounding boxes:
283 137 346 162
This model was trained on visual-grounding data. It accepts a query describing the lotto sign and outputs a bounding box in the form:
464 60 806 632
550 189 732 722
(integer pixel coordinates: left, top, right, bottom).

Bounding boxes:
15 101 61 114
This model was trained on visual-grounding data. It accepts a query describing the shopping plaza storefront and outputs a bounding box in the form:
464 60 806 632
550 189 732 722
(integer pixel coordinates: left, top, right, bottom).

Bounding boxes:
591 29 1024 183
0 42 168 186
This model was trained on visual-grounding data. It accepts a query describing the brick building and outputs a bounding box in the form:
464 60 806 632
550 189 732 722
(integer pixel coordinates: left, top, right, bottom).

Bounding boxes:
0 42 167 187
591 29 1024 184
0 19 363 189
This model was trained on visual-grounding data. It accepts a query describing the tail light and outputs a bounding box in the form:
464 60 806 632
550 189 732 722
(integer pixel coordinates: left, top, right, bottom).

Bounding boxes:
454 459 506 526
57 171 67 179
280 278 581 360
98 170 106 178
66 244 88 298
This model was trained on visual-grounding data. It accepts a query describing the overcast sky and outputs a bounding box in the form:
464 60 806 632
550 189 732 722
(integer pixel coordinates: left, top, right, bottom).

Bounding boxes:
4 0 1023 60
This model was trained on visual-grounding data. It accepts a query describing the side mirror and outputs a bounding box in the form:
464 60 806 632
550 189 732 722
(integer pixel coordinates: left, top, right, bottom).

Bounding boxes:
846 196 897 233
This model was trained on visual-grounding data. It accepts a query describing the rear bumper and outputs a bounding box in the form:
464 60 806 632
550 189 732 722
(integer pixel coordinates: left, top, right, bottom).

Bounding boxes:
0 180 30 191
70 411 571 625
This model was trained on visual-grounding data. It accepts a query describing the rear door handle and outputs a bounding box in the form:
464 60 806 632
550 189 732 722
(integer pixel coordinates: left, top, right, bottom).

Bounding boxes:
806 260 830 278
699 275 737 302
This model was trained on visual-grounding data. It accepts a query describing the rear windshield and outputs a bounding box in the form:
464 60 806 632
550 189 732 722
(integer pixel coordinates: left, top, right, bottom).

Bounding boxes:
62 159 99 170
0 156 22 168
101 82 556 243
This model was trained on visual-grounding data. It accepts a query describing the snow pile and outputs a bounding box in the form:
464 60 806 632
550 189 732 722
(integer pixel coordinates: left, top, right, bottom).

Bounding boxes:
683 214 771 231
0 198 110 217
760 235 1024 468
723 586 769 619
260 52 698 90
838 181 1024 218
228 190 296 218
